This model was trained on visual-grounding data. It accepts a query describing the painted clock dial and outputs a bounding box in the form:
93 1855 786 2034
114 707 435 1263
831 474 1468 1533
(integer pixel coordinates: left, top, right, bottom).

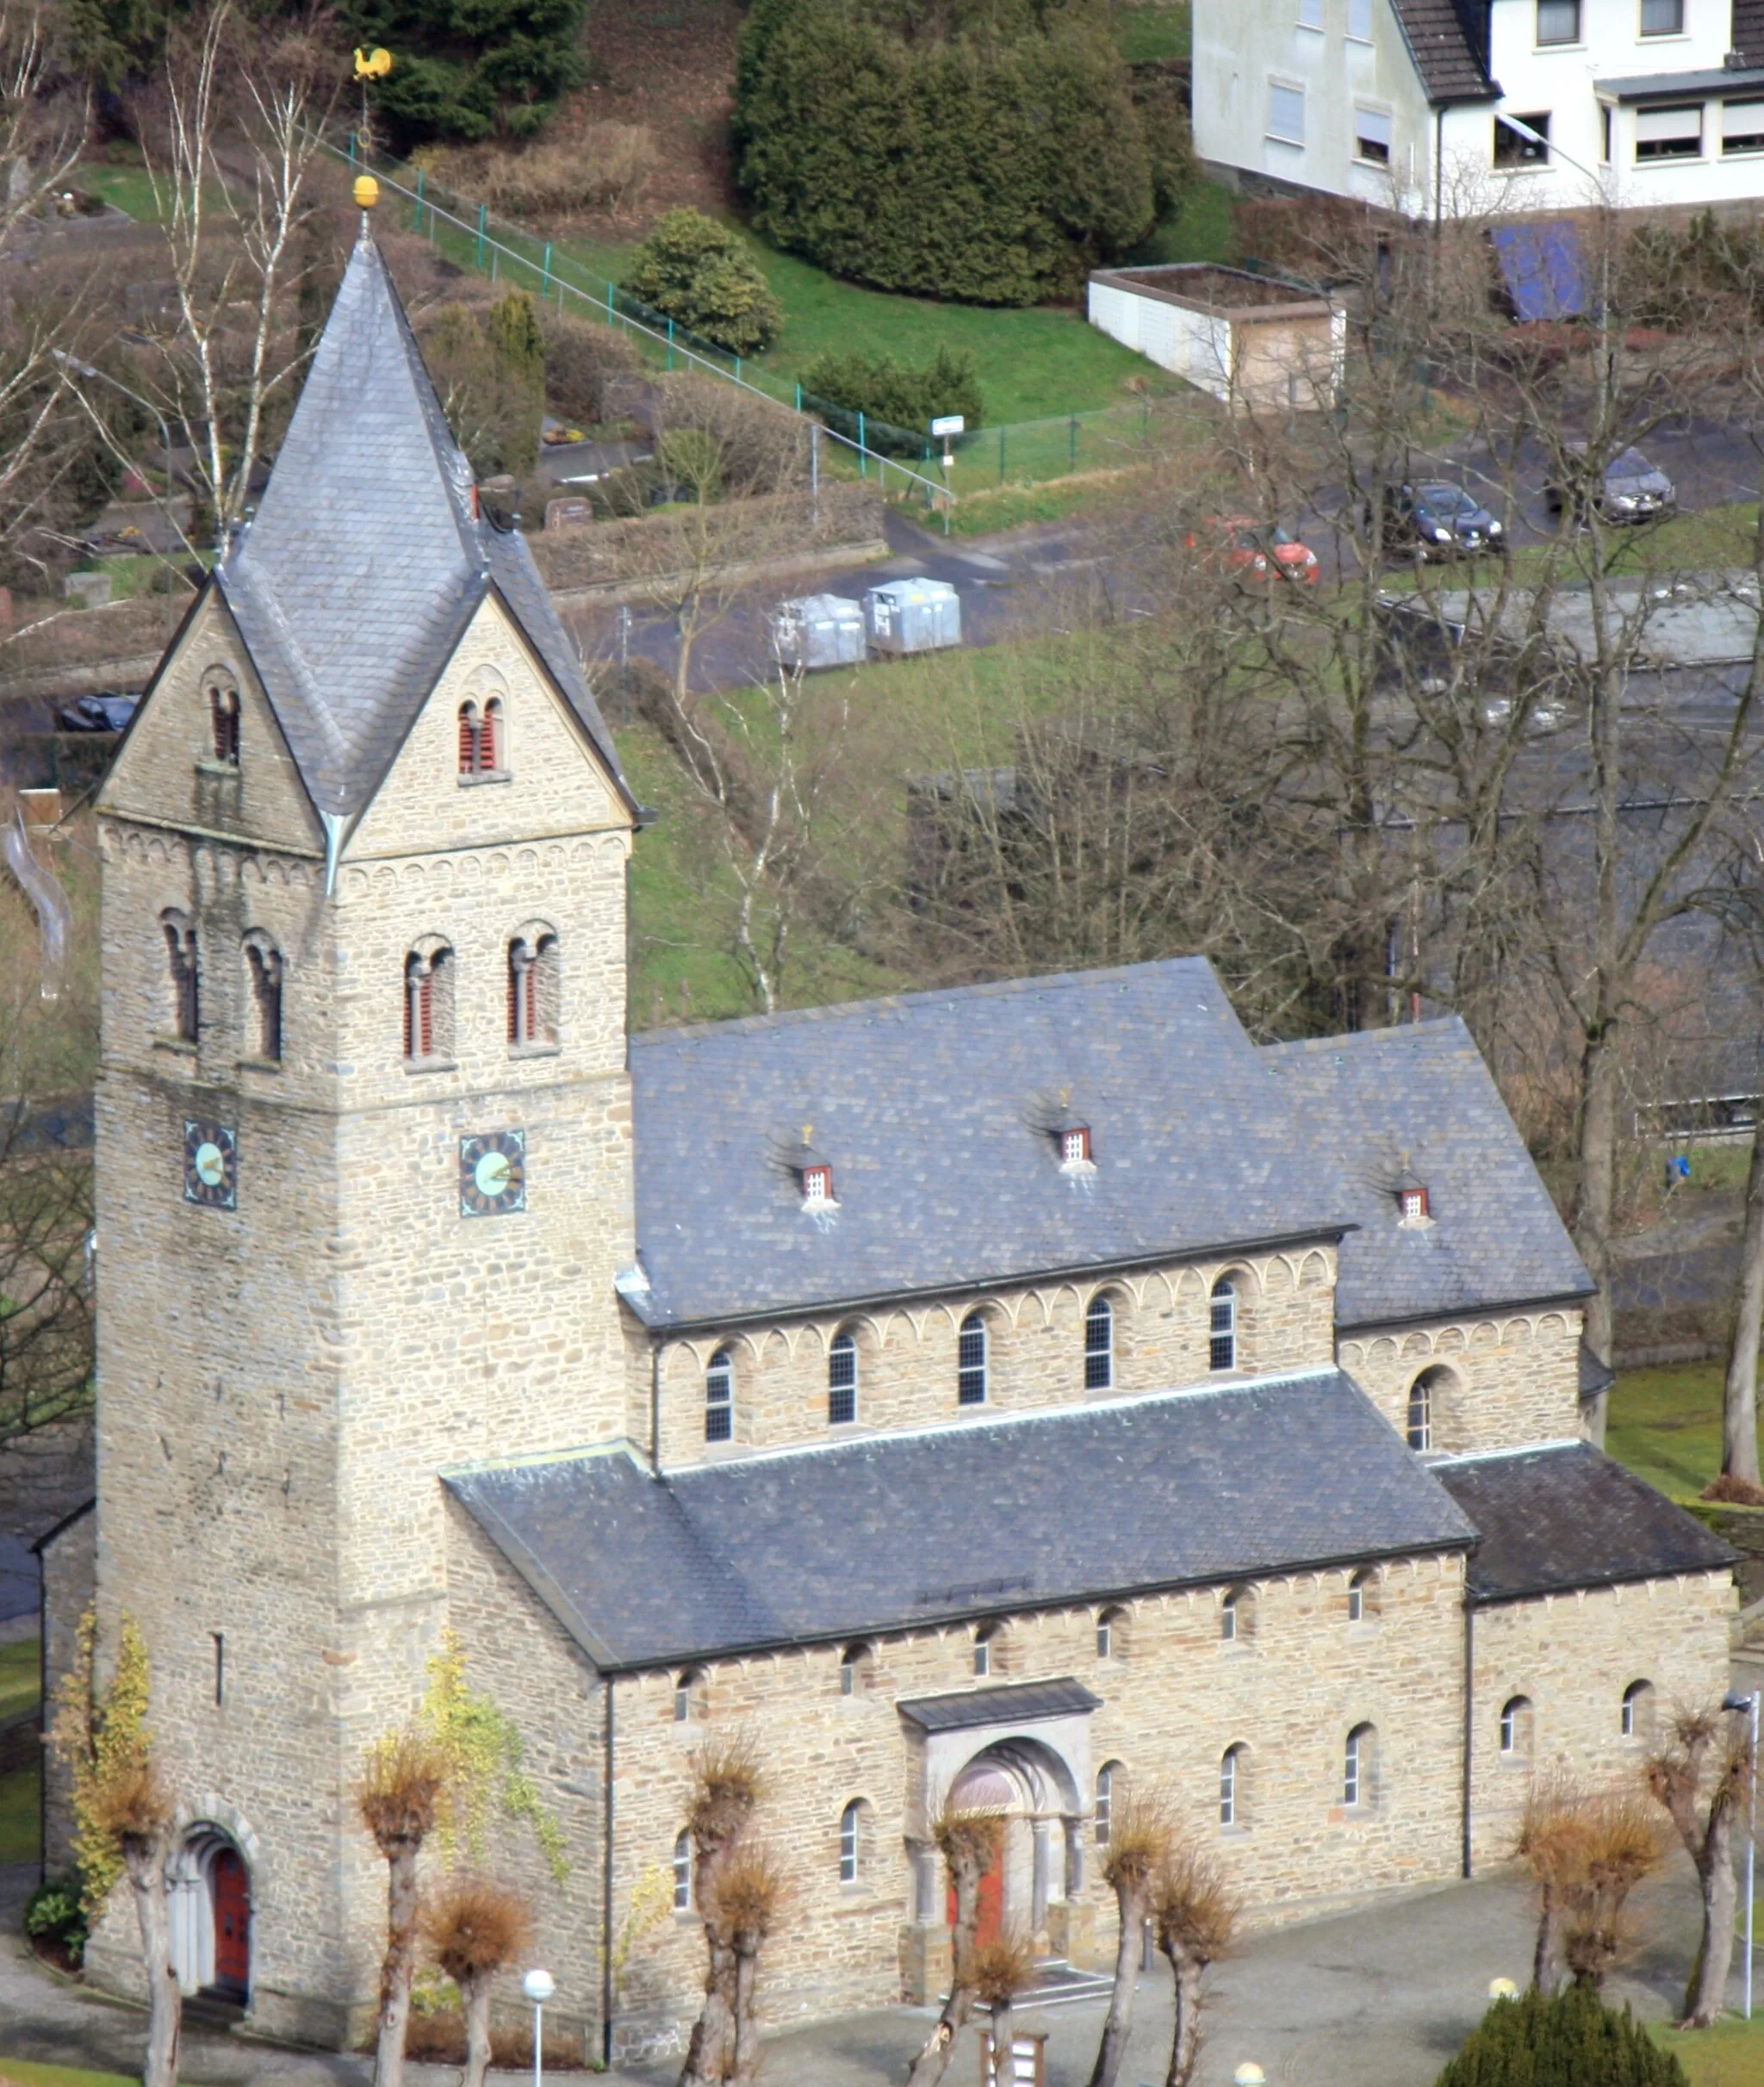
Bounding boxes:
183 1121 238 1209
460 1129 526 1217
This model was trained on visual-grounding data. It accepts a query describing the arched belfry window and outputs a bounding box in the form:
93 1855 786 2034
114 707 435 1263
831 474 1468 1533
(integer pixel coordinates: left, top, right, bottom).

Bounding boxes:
209 682 240 766
507 928 560 1050
243 933 283 1062
404 941 454 1065
161 910 199 1043
458 696 506 777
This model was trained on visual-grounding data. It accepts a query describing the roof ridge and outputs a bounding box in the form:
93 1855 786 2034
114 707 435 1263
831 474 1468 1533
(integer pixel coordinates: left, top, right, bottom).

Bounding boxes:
1263 1018 1470 1059
630 954 1221 1052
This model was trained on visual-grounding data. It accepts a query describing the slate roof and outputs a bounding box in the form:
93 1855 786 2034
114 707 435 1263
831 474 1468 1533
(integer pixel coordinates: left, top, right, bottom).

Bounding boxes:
1434 1441 1736 1601
1736 0 1764 65
1388 0 1496 102
898 1679 1102 1731
626 960 1351 1328
214 233 630 823
1261 1021 1593 1329
444 1369 1481 1671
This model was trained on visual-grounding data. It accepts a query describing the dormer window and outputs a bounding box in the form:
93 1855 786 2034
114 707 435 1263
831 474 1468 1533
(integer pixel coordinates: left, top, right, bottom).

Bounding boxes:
1399 1184 1431 1224
1060 1126 1092 1166
802 1164 833 1207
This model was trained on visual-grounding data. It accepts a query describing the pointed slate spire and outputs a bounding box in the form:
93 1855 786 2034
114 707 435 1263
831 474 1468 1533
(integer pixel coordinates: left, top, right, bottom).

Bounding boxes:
215 228 628 823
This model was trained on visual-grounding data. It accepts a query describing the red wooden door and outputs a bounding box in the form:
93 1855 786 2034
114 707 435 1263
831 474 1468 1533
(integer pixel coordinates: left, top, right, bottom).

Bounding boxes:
946 1823 1004 1947
212 1849 251 1992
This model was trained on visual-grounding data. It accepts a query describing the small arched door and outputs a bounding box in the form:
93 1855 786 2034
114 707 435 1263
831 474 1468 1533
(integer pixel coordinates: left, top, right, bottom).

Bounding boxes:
946 1823 1004 1948
211 1848 251 1997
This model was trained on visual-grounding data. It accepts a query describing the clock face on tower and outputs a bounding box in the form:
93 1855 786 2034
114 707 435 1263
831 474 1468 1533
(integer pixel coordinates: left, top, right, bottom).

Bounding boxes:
183 1121 238 1209
460 1129 526 1217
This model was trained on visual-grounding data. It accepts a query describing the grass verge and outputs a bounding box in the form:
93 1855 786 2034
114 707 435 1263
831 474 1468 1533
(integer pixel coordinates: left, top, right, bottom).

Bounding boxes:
1608 1362 1729 1500
1654 2016 1764 2087
1113 0 1191 61
0 1636 40 1722
0 2067 147 2087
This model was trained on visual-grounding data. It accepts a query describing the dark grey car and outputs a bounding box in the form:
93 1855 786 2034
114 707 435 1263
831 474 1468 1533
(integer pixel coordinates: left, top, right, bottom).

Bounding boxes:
1546 444 1676 525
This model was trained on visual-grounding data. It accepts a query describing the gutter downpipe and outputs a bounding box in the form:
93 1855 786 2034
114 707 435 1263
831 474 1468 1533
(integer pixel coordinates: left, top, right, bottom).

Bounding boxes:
1462 1590 1475 1878
601 1674 617 2067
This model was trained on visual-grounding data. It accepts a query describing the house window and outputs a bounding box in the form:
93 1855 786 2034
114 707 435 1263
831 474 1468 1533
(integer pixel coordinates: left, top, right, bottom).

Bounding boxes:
1494 111 1551 163
1060 1126 1092 1165
1536 0 1579 39
1500 1695 1534 1759
1399 1184 1430 1221
1209 1278 1237 1371
1622 1680 1655 1738
1268 82 1306 143
829 1330 858 1425
840 1644 871 1697
803 1164 834 1207
507 930 560 1049
244 935 283 1062
673 1829 693 1910
1347 0 1372 38
1084 1294 1114 1390
1406 1370 1433 1451
973 1626 996 1677
1298 0 1323 27
1095 1762 1119 1845
674 1668 707 1723
705 1348 733 1442
1724 99 1764 150
457 697 505 776
404 946 454 1064
1641 0 1683 30
1221 1745 1246 1828
1355 107 1392 163
1221 1587 1252 1642
1347 1569 1373 1624
209 684 240 765
958 1313 987 1404
839 1800 866 1884
1345 1723 1376 1807
1637 102 1704 156
162 910 199 1043
1096 1606 1127 1661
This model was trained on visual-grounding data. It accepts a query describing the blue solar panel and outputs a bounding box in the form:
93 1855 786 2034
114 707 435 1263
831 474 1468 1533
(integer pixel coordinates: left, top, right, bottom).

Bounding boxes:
1491 220 1590 321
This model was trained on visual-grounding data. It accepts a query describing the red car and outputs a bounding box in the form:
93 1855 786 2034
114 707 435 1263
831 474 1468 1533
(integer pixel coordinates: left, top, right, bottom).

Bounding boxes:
1184 516 1321 584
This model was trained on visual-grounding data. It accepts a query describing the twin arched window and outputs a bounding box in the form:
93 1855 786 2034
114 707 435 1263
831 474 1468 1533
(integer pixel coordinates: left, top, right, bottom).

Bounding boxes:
508 930 560 1049
244 933 283 1062
1209 1276 1238 1371
457 697 504 776
958 1313 987 1404
829 1330 858 1425
161 910 200 1042
1084 1294 1114 1390
705 1348 733 1442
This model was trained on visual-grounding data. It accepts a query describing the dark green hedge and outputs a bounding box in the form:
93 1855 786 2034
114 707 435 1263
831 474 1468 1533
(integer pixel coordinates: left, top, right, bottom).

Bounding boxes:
1436 1988 1688 2087
800 345 984 440
733 0 1158 306
348 0 588 144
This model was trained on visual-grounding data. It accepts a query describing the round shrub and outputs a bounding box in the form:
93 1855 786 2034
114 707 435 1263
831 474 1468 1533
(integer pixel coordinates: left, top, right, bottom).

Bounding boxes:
1436 1986 1688 2087
25 1873 90 1964
734 0 1159 307
622 210 785 357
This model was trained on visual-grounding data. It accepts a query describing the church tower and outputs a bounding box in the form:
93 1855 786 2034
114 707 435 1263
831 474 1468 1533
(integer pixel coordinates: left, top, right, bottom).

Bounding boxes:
86 221 637 2038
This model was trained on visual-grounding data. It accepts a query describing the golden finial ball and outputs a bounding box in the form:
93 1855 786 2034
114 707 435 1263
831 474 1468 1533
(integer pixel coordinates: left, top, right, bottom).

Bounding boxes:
353 175 379 211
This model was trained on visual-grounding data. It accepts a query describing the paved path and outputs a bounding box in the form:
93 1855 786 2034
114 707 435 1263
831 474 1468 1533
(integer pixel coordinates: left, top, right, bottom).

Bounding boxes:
0 1854 1736 2087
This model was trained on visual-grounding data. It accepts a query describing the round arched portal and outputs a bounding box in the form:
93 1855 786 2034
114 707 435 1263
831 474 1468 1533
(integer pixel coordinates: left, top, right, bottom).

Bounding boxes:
168 1827 252 2000
944 1738 1083 1952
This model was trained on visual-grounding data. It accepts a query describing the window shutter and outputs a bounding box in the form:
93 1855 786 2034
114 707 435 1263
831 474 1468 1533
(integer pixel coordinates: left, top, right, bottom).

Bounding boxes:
1637 103 1702 140
458 708 476 774
1357 108 1392 149
1723 98 1764 140
479 704 498 773
1347 0 1371 38
418 972 434 1058
1269 84 1305 141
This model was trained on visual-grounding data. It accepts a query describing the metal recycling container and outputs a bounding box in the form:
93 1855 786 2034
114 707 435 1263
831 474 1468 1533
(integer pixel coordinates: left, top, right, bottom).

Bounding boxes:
770 593 866 671
864 577 962 657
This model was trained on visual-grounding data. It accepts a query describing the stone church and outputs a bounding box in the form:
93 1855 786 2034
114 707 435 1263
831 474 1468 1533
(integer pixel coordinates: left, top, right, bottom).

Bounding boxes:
43 217 1737 2064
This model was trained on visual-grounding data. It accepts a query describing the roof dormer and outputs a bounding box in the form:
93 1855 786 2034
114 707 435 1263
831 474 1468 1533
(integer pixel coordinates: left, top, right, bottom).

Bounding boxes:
1395 1161 1432 1227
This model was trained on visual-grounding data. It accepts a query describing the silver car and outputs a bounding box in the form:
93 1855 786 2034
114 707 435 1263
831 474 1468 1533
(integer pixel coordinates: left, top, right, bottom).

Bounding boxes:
1546 444 1676 525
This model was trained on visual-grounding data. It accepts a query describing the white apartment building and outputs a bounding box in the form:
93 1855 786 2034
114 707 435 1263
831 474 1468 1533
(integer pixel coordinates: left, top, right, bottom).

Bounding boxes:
1192 0 1764 216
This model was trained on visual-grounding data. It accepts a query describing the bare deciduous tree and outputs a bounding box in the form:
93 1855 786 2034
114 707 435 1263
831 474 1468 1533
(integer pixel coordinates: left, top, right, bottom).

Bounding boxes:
424 1878 533 2087
359 1725 448 2087
1090 1786 1171 2087
1151 1839 1238 2087
903 1807 1002 2087
971 1931 1034 2087
679 1734 764 2087
1647 1703 1753 2026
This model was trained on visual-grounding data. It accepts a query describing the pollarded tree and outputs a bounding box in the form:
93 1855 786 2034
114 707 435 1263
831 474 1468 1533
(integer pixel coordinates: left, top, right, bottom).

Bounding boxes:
1152 1839 1238 2087
47 1610 181 2087
680 1734 765 2087
718 1839 787 2084
1647 1703 1754 2027
360 1726 449 2087
1090 1786 1172 2087
903 1807 1003 2087
424 1878 533 2087
970 1931 1034 2087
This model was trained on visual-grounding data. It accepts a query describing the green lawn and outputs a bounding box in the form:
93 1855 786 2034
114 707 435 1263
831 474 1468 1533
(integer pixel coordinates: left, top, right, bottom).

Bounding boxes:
1654 2015 1764 2087
1113 0 1191 62
1130 177 1240 268
0 2066 149 2087
1608 1362 1730 1501
0 1765 40 1864
0 1635 40 1723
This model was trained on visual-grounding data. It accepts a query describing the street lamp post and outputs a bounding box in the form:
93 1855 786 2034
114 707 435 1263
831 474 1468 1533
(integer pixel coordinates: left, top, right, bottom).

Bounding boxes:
1725 1689 1760 2018
523 1966 556 2087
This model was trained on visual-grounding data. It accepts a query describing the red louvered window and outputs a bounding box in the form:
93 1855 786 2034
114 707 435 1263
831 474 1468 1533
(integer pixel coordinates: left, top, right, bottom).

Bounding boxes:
457 704 478 776
479 699 501 772
211 686 240 765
